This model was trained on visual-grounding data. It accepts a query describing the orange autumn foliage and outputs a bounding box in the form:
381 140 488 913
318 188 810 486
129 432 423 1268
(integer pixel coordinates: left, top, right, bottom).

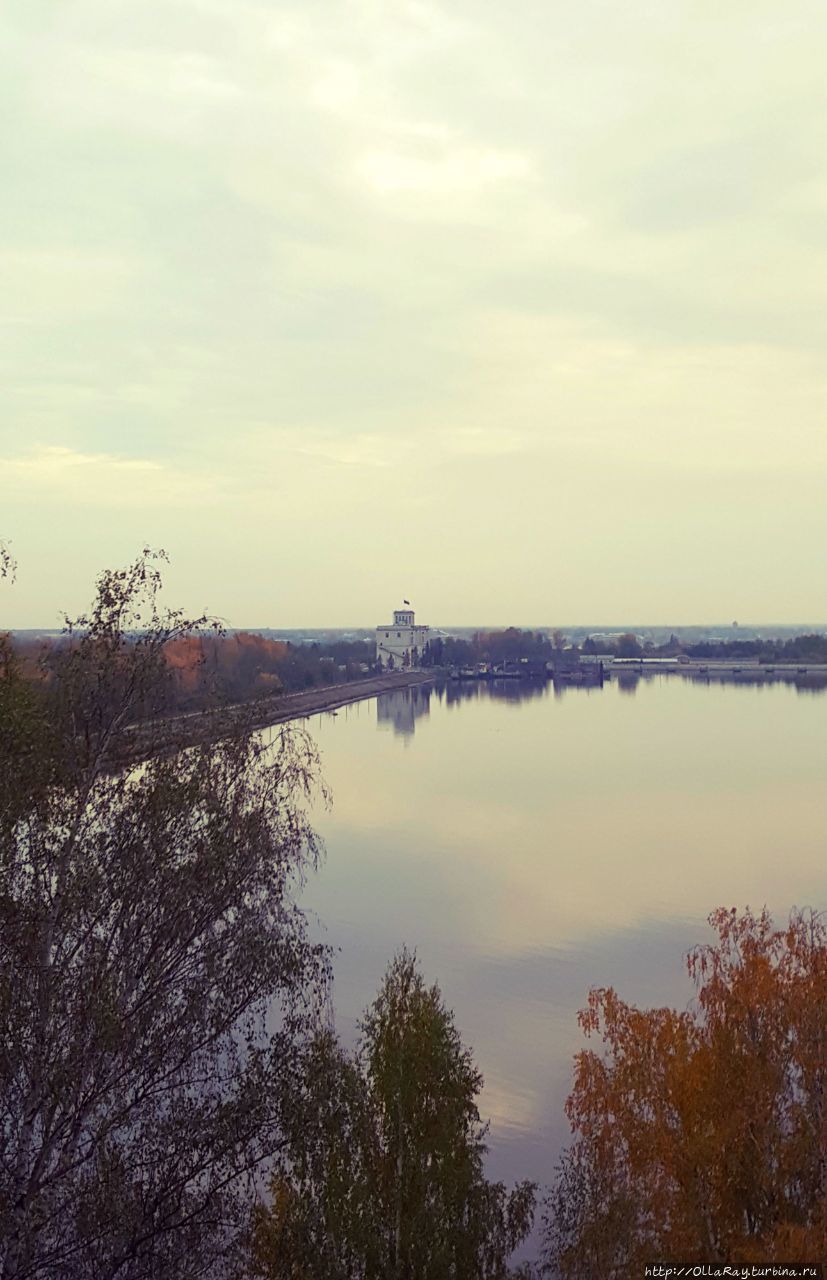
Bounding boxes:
229 633 289 663
547 908 827 1276
212 634 287 697
163 635 207 694
162 633 288 701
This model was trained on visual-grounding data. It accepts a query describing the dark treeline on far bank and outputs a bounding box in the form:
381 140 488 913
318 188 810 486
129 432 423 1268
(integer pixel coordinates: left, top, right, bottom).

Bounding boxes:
8 622 826 726
1 547 826 1277
423 626 827 667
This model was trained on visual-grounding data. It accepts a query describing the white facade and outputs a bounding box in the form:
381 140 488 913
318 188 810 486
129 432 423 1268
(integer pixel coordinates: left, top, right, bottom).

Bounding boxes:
376 606 430 669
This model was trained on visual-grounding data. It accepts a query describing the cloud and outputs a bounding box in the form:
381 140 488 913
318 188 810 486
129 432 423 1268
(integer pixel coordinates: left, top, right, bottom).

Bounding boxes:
250 427 410 470
0 447 219 508
0 249 140 322
357 145 533 196
0 0 824 623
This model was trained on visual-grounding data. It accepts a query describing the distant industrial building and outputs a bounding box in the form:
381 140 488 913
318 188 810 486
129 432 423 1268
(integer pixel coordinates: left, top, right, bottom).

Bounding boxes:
376 604 431 669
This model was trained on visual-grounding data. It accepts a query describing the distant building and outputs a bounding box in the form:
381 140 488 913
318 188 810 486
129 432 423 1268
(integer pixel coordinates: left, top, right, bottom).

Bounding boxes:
376 605 431 670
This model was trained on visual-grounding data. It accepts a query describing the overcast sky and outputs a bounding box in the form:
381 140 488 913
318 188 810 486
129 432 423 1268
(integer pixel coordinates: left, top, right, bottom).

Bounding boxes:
1 0 825 627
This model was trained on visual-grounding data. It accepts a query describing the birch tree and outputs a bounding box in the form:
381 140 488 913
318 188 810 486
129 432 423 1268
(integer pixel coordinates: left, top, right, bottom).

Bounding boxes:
251 950 536 1279
0 550 327 1279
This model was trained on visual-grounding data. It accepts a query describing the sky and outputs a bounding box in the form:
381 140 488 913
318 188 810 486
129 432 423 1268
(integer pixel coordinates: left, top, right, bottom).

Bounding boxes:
1 0 825 628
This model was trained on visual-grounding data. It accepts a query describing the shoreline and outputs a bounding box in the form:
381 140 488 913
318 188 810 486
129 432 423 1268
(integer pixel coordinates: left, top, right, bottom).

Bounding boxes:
116 670 435 763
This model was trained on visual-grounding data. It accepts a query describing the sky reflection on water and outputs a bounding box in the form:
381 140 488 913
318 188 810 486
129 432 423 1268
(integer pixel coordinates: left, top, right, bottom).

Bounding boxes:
299 675 827 1198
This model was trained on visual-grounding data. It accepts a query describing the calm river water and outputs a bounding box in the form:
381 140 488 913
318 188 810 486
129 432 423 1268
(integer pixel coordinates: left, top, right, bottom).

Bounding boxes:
299 674 826 1204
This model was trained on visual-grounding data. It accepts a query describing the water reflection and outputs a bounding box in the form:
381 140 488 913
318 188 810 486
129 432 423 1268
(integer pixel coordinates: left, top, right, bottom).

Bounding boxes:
442 671 827 705
444 677 551 706
376 685 433 737
610 670 827 696
683 672 827 694
794 678 827 695
303 675 827 1248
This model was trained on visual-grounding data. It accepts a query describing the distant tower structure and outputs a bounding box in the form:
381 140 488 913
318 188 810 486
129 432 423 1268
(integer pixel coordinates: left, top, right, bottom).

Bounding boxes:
376 602 431 670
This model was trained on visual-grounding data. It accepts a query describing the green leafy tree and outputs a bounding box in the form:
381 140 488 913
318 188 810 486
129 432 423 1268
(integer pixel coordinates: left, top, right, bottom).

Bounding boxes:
252 951 536 1279
472 630 552 666
0 550 328 1279
615 633 642 659
421 638 444 667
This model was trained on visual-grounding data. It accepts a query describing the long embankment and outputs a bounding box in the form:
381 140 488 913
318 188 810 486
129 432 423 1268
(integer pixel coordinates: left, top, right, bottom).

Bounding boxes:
117 670 435 765
251 669 435 723
604 660 827 678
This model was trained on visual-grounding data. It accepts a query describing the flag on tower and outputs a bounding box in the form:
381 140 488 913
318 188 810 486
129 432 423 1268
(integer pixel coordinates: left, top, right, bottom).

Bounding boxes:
403 599 411 605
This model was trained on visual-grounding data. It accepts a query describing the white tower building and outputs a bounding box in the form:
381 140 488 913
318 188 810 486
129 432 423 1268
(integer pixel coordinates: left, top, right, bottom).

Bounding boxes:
376 604 430 670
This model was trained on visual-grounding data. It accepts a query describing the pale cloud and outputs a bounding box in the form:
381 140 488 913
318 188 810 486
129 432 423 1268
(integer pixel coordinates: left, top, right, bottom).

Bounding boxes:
357 145 533 195
0 249 140 321
436 427 530 459
0 447 219 508
0 0 824 625
251 427 409 470
309 59 361 112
